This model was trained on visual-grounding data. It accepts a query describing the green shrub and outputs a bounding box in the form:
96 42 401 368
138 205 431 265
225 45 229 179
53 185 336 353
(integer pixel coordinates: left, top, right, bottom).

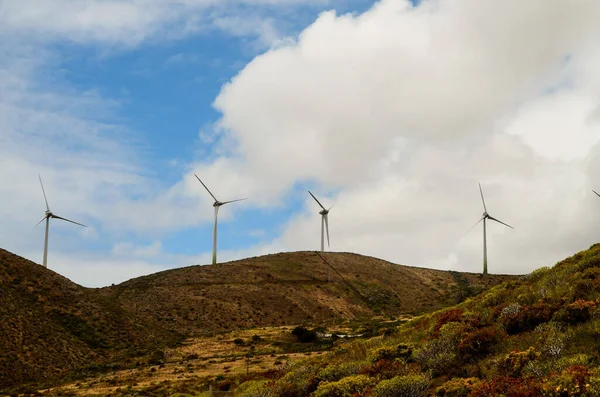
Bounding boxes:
369 347 396 363
499 347 540 377
435 377 481 397
317 362 362 382
313 375 374 397
372 374 430 397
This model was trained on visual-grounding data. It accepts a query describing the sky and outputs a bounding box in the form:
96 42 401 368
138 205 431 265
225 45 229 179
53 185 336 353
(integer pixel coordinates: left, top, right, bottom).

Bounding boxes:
1 0 600 288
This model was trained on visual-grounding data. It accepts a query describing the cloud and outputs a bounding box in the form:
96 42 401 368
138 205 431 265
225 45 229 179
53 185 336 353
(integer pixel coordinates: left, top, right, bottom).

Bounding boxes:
201 0 600 274
0 0 328 47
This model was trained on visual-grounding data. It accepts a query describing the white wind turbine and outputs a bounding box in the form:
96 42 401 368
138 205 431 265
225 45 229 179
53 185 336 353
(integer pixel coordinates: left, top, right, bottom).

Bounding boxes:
467 183 514 275
35 175 87 268
195 174 246 265
308 191 332 253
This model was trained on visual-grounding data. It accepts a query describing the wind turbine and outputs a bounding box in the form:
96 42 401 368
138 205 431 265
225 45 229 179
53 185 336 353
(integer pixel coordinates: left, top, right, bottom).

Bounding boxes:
195 174 246 265
34 175 86 268
308 191 332 253
467 183 514 275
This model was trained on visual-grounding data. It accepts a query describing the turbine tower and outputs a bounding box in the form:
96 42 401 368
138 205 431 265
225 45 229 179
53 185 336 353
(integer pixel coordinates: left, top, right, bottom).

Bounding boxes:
35 175 86 268
468 183 514 275
308 191 332 252
195 174 246 265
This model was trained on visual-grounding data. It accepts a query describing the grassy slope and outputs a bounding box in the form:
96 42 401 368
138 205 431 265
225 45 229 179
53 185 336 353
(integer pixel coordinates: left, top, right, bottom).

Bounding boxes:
233 244 600 396
105 251 514 335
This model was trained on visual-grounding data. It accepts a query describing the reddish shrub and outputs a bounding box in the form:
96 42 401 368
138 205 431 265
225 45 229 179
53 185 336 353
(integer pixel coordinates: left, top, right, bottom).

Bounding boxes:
359 359 405 379
457 326 504 362
554 299 597 324
469 376 542 397
433 309 464 336
501 301 560 334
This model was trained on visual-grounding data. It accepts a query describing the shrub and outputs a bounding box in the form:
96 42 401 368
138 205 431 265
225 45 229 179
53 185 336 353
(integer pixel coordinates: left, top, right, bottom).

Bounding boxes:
457 326 503 362
469 376 542 397
317 362 362 382
396 343 414 361
435 377 481 397
369 347 397 363
292 327 318 343
360 358 407 379
499 347 540 377
554 299 597 325
499 300 561 334
372 374 430 397
233 338 245 345
414 338 457 376
545 365 591 395
313 375 374 397
433 309 464 336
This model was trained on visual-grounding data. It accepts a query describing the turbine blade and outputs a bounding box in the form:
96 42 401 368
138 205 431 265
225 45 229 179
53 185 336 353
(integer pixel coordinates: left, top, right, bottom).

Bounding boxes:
324 214 330 247
38 174 50 211
221 198 247 205
33 215 47 229
487 215 514 229
52 215 87 228
308 190 326 211
194 174 218 202
463 216 484 238
593 190 600 198
478 183 487 213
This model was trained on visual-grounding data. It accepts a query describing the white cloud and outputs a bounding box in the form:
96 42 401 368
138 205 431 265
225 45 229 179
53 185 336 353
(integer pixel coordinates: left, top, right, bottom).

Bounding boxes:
0 0 328 47
202 0 600 274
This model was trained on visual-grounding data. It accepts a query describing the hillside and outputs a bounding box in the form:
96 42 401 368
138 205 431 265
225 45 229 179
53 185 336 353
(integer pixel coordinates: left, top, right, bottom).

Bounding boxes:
0 248 513 392
217 243 600 397
104 251 514 335
0 249 181 390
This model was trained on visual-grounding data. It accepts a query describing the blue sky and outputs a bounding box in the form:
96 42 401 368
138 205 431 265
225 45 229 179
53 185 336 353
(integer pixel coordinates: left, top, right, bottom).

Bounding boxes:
1 0 600 287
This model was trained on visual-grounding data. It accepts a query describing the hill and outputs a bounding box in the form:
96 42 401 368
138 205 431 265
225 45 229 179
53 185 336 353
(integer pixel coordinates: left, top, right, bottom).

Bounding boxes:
0 248 513 391
223 243 600 397
104 251 515 335
0 249 181 390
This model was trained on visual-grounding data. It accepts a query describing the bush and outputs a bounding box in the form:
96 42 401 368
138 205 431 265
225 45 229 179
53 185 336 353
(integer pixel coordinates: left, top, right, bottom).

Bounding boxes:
457 326 503 362
469 376 542 397
372 374 430 397
313 375 374 397
233 338 245 346
435 377 481 397
292 327 318 343
499 347 540 377
500 301 559 334
433 309 464 336
554 299 597 325
545 365 592 395
415 338 457 376
369 347 397 363
317 362 362 382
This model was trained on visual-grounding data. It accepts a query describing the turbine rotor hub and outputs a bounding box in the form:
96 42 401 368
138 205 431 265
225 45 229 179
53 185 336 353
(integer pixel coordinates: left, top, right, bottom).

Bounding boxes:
320 210 328 215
